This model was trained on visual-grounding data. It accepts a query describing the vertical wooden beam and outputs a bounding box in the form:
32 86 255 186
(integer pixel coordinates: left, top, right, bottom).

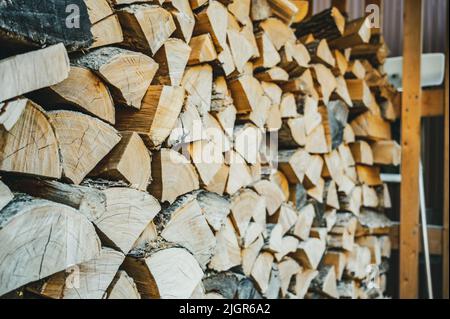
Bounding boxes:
399 0 423 299
331 0 347 14
307 0 314 17
443 37 449 300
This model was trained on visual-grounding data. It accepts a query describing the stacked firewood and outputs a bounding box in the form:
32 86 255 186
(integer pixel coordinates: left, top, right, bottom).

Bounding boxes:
0 0 400 299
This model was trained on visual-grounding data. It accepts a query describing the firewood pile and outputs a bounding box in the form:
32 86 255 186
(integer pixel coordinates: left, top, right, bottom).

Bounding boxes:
0 0 401 299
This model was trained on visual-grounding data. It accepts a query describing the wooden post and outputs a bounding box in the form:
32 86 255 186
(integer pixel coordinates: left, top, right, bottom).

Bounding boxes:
399 0 423 299
307 0 314 18
331 0 347 15
443 49 449 299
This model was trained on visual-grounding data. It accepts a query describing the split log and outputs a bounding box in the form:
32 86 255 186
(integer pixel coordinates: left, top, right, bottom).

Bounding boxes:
0 44 70 102
117 4 176 55
278 117 307 149
31 66 116 124
260 18 296 51
251 0 273 21
346 79 372 110
264 224 283 253
350 141 374 165
356 209 392 237
289 269 318 299
234 125 263 164
89 14 124 49
329 17 371 50
268 203 298 235
306 39 336 67
170 0 196 43
107 271 141 299
188 34 218 65
230 189 266 236
356 165 382 186
274 236 299 261
157 194 216 268
278 258 301 297
344 244 371 280
351 112 392 141
209 218 241 272
356 236 381 265
253 180 285 216
322 251 346 281
48 111 121 185
226 151 253 195
195 190 231 232
194 1 228 50
311 64 337 104
371 141 401 166
254 32 281 69
115 85 185 148
0 99 27 131
291 238 325 269
293 7 345 41
292 203 315 240
243 236 265 276
91 132 151 191
150 148 199 203
153 38 191 86
0 100 62 179
0 196 101 296
362 184 379 208
278 149 310 183
251 252 274 294
310 266 339 299
72 47 158 109
267 0 300 25
28 248 124 299
188 140 225 186
182 64 213 115
0 180 13 211
123 245 204 299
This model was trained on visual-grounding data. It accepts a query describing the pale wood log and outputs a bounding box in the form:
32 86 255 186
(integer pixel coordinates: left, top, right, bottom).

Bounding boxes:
255 67 290 83
28 248 124 299
278 117 307 149
350 140 374 165
278 258 301 297
356 236 381 265
124 245 204 299
242 236 265 276
280 93 299 118
251 0 273 21
251 252 274 294
311 64 337 104
274 236 299 261
243 222 264 248
0 44 70 102
188 140 225 186
153 38 191 86
270 171 290 201
343 124 356 144
291 238 325 269
107 271 141 299
0 196 101 296
91 132 151 190
355 209 392 237
322 251 346 281
0 100 62 179
260 17 296 51
170 0 196 43
379 236 392 259
195 190 231 232
31 66 115 124
289 269 318 299
310 266 339 299
209 218 241 272
72 47 158 109
304 155 324 189
371 140 401 166
0 180 13 211
0 99 27 132
324 180 340 209
226 151 253 195
230 189 265 236
90 14 124 49
234 124 263 164
356 165 382 186
150 148 200 203
205 164 230 195
182 64 213 115
132 221 158 251
116 85 185 148
188 34 218 65
351 111 392 141
292 202 315 240
264 224 284 253
279 40 310 78
329 16 371 50
254 32 281 69
253 179 285 216
117 4 176 55
306 39 336 67
344 244 371 280
278 149 310 183
194 1 228 51
48 111 121 185
158 194 216 268
362 184 379 208
346 60 366 80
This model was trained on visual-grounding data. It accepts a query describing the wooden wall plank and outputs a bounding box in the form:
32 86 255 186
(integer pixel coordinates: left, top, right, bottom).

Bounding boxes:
390 224 443 256
399 0 423 299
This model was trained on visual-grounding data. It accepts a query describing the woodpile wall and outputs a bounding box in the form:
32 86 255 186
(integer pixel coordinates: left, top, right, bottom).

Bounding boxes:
0 0 401 299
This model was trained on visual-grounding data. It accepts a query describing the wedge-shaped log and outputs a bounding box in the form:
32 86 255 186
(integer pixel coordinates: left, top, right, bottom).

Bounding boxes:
123 245 204 299
117 4 176 55
0 100 62 179
116 85 185 148
0 196 101 296
72 47 158 109
48 111 121 184
107 270 141 299
31 66 116 124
